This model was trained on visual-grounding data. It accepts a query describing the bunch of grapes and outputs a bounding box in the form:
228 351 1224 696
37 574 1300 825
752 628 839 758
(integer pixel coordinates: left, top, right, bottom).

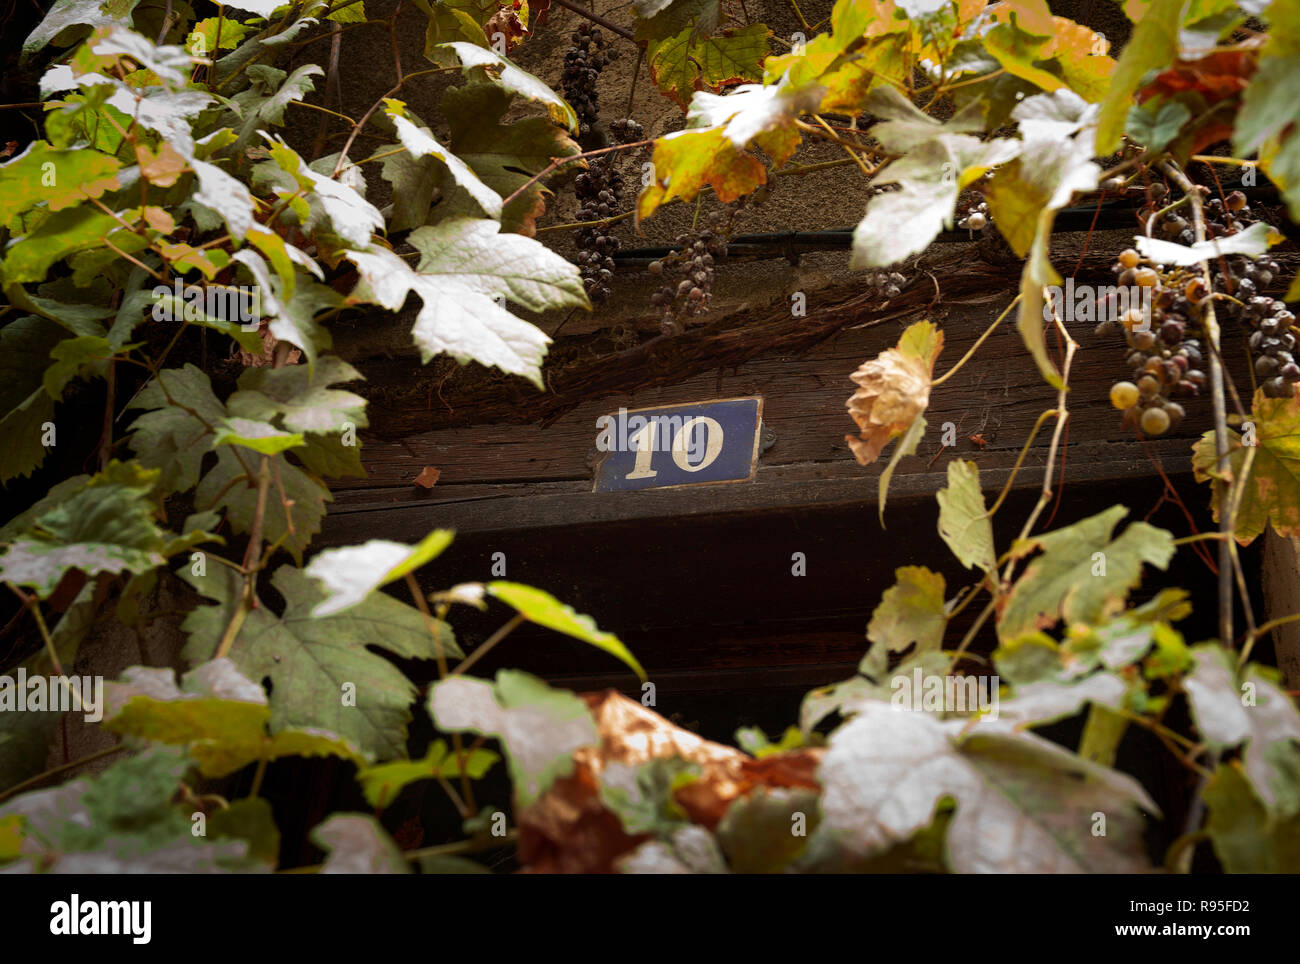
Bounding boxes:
865 269 908 299
647 210 735 335
1099 246 1205 436
1100 184 1296 435
608 117 643 144
561 24 612 137
958 198 989 232
573 158 622 303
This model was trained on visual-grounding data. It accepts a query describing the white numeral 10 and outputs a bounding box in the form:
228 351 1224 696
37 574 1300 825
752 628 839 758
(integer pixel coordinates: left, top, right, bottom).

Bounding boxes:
625 417 724 480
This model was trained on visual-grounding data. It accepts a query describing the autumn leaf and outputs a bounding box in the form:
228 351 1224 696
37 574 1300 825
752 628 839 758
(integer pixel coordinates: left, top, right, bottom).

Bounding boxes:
1192 390 1300 543
647 23 770 109
637 126 767 223
844 319 943 466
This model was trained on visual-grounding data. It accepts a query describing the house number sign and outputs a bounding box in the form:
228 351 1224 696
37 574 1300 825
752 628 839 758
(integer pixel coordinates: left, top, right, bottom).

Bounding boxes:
591 397 764 493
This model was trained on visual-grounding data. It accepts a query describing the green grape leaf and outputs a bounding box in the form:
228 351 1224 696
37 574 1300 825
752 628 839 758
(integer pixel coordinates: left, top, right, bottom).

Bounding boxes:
487 580 645 679
208 798 280 867
127 364 227 495
429 670 598 804
866 565 947 656
878 413 925 524
851 135 1020 268
346 218 587 387
304 530 456 617
0 205 125 285
1192 389 1300 543
264 137 383 247
1096 0 1181 153
436 83 581 235
1203 762 1300 872
0 315 65 482
213 417 306 455
0 747 260 872
715 786 821 873
1184 643 1300 810
22 0 138 58
228 64 323 151
1125 99 1191 152
0 461 167 597
646 23 770 109
936 459 996 572
1135 221 1279 267
356 740 500 808
439 41 577 131
313 814 410 873
998 505 1175 641
195 447 330 564
181 564 460 760
633 0 720 43
187 16 253 54
104 659 365 777
0 142 121 224
384 102 502 219
819 701 1158 872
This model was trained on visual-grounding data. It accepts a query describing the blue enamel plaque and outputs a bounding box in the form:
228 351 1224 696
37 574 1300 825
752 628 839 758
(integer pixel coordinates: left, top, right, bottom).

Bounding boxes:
592 397 764 493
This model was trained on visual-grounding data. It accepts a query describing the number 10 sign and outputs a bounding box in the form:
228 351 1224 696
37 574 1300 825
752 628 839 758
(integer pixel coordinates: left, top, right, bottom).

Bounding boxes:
591 397 764 493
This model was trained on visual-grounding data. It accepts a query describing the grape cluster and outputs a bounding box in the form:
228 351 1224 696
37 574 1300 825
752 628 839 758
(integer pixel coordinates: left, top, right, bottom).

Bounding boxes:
648 210 734 335
561 25 613 138
865 269 907 299
1216 255 1297 398
573 158 622 303
958 199 989 232
609 117 643 144
1098 247 1203 436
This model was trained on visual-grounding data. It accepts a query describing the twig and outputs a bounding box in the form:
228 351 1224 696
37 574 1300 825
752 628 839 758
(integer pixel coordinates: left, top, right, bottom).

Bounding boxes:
550 0 636 41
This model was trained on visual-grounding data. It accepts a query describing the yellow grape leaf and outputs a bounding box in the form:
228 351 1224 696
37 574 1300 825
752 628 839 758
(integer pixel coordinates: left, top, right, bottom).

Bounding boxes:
637 127 766 223
1192 390 1300 544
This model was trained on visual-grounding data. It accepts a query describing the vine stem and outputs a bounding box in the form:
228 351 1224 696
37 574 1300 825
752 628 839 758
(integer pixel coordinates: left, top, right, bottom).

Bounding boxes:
1001 308 1079 584
499 138 654 210
404 572 475 813
451 614 525 677
932 294 1021 387
0 745 128 804
1161 160 1233 646
549 0 635 40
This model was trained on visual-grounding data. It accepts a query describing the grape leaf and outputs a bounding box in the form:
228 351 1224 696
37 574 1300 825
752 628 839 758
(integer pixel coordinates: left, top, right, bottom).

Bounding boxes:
845 319 943 467
346 218 586 387
196 447 331 563
264 137 383 247
634 0 720 43
637 126 768 223
355 740 500 808
1192 389 1300 543
0 142 121 223
686 77 824 161
647 23 770 109
1135 221 1279 267
127 364 227 495
22 0 138 58
1204 763 1300 872
937 459 996 572
104 659 366 777
429 670 599 803
487 580 646 679
819 701 1158 872
439 41 577 131
304 530 456 617
851 135 1019 268
1096 0 1181 153
436 83 581 235
0 315 66 483
312 814 410 873
384 101 503 219
213 417 305 455
866 566 947 656
0 461 167 597
228 64 323 151
0 206 125 285
1184 643 1300 810
181 564 461 760
998 505 1175 641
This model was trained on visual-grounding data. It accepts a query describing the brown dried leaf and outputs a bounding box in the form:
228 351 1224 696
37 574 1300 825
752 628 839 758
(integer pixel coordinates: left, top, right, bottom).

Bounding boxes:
413 465 441 489
845 320 944 465
517 690 821 872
